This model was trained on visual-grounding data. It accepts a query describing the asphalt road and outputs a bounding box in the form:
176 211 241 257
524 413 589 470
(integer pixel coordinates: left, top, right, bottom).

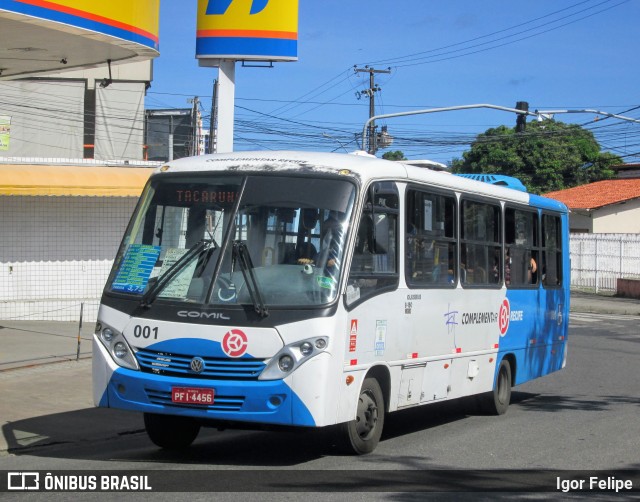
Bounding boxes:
1 312 639 499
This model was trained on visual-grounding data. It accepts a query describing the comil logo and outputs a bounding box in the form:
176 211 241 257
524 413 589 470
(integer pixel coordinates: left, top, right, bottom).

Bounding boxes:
8 472 39 490
222 329 248 358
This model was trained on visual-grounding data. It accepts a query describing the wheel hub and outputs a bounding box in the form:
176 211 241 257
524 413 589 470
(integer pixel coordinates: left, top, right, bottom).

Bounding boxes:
355 391 378 439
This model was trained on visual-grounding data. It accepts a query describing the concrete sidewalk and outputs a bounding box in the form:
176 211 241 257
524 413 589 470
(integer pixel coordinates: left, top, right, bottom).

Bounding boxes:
0 320 94 371
0 291 638 453
569 290 640 316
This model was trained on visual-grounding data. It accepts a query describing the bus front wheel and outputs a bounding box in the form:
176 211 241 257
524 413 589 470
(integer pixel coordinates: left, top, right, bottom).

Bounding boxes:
143 413 200 450
484 359 512 415
338 377 385 455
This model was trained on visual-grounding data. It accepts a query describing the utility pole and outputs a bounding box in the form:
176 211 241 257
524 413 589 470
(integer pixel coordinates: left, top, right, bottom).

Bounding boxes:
355 66 390 154
515 101 529 132
188 96 200 156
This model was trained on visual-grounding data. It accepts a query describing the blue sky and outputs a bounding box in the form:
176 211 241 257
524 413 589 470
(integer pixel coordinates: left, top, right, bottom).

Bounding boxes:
146 0 640 165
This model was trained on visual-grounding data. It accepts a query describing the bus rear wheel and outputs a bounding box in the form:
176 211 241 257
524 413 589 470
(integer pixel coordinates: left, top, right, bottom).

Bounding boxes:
143 413 200 450
338 377 385 455
483 359 512 415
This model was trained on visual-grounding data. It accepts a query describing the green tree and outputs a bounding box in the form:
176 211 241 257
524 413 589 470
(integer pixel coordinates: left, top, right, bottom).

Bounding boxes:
382 150 407 161
451 121 620 194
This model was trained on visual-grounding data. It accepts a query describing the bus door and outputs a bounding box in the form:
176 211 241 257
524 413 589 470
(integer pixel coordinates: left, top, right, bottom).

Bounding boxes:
344 181 400 371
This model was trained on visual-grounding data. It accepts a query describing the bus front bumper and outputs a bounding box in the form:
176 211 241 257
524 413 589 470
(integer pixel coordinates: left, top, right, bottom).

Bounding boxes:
93 338 315 427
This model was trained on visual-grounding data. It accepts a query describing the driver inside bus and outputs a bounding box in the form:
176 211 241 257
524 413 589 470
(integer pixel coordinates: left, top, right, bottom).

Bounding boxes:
298 211 344 273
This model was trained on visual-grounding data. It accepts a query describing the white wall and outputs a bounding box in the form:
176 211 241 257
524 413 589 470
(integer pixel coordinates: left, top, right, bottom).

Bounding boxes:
592 199 640 233
95 82 146 161
0 195 138 321
569 199 640 234
0 80 85 158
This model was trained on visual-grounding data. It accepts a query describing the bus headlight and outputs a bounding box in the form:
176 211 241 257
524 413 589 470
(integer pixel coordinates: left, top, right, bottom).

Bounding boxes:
299 342 313 356
113 342 128 359
102 328 114 342
96 323 139 371
259 337 329 381
278 355 294 372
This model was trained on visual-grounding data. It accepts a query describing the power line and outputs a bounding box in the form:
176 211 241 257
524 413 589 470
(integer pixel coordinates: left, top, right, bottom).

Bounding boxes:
359 0 629 68
362 0 598 66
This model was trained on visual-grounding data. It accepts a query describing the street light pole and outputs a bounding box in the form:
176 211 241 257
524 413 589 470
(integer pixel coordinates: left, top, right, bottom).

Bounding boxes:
360 104 640 151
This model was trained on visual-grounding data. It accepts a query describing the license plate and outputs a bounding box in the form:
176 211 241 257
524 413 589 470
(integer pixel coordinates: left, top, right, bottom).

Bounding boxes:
171 387 214 405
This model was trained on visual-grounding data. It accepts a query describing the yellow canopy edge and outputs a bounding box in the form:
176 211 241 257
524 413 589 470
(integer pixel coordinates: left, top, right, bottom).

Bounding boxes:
0 165 154 197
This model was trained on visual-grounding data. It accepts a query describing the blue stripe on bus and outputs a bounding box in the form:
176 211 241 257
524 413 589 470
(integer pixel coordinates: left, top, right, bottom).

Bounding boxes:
147 337 236 358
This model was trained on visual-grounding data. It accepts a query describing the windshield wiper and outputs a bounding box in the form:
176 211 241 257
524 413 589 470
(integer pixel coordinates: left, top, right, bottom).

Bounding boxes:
140 238 217 308
233 240 269 317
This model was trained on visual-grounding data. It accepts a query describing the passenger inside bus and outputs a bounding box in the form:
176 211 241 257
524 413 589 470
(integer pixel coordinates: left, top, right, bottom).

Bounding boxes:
528 256 538 283
505 248 538 285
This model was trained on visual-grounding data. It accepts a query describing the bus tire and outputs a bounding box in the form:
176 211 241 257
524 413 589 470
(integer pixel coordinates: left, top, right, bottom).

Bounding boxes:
484 359 512 415
338 377 385 455
143 413 200 450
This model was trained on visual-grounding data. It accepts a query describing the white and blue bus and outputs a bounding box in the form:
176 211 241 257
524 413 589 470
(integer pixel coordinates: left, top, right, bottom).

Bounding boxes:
93 151 569 454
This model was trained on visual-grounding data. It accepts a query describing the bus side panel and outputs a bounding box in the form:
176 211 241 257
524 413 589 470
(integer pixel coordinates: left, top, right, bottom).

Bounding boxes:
336 368 369 424
339 287 507 416
290 352 336 427
337 290 404 420
497 287 568 385
276 315 348 427
402 288 503 403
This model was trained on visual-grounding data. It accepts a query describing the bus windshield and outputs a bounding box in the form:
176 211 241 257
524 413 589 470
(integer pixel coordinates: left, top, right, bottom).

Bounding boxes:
106 174 356 308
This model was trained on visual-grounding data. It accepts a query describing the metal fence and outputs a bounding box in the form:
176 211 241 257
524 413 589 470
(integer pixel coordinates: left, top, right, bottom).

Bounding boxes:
570 233 640 293
0 195 138 322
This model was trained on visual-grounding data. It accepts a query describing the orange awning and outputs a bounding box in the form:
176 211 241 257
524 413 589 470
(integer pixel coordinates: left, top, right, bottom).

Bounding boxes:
0 164 154 197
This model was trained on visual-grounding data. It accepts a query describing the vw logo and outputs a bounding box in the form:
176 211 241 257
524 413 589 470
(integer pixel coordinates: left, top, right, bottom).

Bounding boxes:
190 357 205 373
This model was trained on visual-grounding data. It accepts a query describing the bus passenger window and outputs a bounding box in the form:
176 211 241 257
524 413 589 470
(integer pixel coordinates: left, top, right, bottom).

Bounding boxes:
542 214 562 287
505 207 540 288
346 182 399 306
405 189 457 287
460 200 501 287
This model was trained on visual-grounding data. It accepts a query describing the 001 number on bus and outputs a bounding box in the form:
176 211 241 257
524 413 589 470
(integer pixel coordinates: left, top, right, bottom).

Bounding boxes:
132 325 158 339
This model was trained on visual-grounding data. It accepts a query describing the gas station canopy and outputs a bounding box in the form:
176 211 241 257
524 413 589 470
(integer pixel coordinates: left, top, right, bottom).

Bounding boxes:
0 0 159 79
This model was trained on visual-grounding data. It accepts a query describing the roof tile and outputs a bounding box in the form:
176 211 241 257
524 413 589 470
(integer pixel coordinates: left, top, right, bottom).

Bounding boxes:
544 179 640 209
